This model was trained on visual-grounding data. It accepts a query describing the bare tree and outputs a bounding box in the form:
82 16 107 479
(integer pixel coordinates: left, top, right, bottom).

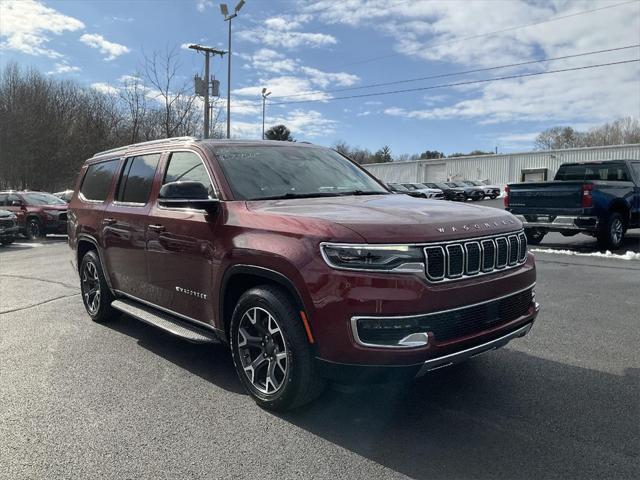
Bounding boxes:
142 47 200 138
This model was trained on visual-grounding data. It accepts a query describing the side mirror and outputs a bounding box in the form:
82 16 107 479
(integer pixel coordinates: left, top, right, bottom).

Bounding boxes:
158 181 219 212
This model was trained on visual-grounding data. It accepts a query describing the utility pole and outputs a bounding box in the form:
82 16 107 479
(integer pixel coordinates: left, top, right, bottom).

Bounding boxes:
188 44 225 139
220 1 246 139
261 87 271 140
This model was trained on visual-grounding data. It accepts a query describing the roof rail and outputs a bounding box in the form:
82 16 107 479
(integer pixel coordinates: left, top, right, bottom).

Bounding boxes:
92 136 198 158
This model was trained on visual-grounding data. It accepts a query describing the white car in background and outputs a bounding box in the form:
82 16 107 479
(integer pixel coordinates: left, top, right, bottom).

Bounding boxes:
462 180 501 199
401 183 445 199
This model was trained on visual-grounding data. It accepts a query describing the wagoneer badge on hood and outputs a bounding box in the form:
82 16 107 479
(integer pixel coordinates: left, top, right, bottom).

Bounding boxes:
436 218 516 233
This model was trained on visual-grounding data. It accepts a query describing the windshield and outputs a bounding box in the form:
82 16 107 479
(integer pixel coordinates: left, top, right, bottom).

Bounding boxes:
390 184 409 192
453 182 468 187
214 146 388 200
22 192 67 205
465 180 483 186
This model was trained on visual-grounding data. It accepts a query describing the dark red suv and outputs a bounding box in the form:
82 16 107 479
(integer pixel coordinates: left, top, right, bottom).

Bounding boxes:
0 190 68 239
68 137 539 410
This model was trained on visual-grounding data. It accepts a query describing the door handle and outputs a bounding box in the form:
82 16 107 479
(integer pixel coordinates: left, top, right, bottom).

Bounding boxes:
102 217 116 226
148 224 166 232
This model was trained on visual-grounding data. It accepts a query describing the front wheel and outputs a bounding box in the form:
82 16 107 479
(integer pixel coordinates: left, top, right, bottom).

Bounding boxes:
597 213 625 250
230 285 325 411
525 228 546 245
25 218 43 240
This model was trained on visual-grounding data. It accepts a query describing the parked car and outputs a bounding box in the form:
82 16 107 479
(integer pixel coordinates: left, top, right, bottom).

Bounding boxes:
54 189 74 202
424 182 467 201
0 209 19 245
506 159 640 249
401 183 445 199
387 183 413 195
462 180 501 199
448 182 485 201
69 137 539 411
0 191 68 239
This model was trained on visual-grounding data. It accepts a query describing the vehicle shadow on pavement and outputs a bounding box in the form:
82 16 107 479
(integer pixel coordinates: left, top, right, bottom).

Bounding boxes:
102 313 246 395
280 350 639 480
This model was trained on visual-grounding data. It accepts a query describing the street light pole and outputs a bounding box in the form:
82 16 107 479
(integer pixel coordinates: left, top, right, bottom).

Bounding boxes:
220 1 245 139
261 87 271 140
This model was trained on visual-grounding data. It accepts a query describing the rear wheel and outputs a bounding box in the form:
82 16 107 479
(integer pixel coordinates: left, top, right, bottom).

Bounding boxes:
230 285 325 411
597 213 625 250
1 237 14 245
525 228 546 245
80 250 116 323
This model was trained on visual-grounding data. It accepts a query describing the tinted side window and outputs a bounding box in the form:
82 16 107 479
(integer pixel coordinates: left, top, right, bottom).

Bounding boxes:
163 151 214 197
0 194 6 206
116 154 160 204
631 163 640 181
80 160 119 201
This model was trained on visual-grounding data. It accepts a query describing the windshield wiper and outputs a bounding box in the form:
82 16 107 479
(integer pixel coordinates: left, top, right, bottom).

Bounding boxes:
251 192 342 201
338 190 389 196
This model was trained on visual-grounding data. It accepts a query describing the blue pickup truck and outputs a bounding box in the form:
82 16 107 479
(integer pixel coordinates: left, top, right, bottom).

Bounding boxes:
506 160 640 249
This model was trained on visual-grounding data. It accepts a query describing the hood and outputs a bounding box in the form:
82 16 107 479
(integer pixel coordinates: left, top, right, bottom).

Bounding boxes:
248 194 521 243
0 209 15 218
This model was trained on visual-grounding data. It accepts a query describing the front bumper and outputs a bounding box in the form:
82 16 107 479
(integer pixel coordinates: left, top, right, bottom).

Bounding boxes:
515 214 598 231
316 311 538 383
0 225 19 238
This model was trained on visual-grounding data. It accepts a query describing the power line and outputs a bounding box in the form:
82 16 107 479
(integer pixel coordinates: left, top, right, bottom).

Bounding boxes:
330 0 639 69
268 59 640 106
272 44 640 100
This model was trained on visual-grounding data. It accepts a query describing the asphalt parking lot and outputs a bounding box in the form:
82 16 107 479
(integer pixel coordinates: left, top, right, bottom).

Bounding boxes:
1 220 639 479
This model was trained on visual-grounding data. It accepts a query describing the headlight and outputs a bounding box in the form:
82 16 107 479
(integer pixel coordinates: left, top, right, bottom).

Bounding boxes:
44 210 57 220
321 243 424 273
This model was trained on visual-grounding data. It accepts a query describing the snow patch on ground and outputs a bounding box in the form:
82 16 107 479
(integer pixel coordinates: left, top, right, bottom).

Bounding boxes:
531 248 640 260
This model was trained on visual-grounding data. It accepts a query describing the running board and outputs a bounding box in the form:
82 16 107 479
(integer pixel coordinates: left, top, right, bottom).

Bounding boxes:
111 299 219 344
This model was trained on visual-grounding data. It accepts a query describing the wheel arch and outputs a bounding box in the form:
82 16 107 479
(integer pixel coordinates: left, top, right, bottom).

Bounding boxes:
220 265 308 343
609 199 630 226
76 234 114 291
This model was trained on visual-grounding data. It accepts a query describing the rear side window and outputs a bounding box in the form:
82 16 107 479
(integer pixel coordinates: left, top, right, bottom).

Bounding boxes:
81 160 119 201
116 154 161 204
584 165 630 181
163 151 215 197
631 163 640 181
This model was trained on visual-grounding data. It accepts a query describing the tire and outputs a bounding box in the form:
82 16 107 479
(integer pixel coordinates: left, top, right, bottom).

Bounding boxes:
230 285 325 411
25 218 42 240
80 250 116 323
597 213 625 250
489 195 497 200
525 228 546 245
1 237 14 245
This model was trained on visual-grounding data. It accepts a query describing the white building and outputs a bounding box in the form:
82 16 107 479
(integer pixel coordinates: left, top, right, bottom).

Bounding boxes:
363 144 640 185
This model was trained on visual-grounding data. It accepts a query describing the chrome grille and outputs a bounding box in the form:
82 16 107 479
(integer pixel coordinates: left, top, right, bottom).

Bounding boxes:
424 231 527 282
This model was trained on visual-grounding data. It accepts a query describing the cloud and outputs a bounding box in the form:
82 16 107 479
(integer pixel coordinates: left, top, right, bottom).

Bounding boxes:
47 62 81 75
231 109 338 139
0 0 84 58
237 15 336 49
80 33 130 61
307 0 640 126
196 0 213 12
90 82 119 94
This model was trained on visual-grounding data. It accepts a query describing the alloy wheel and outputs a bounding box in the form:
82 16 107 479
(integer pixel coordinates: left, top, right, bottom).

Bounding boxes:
81 261 101 315
28 221 41 239
237 307 289 395
611 218 623 246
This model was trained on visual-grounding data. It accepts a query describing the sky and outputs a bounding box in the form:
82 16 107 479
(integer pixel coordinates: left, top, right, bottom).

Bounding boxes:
1 0 639 156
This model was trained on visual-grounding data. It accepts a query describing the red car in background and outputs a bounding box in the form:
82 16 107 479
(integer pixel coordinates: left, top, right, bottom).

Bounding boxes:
0 191 68 239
